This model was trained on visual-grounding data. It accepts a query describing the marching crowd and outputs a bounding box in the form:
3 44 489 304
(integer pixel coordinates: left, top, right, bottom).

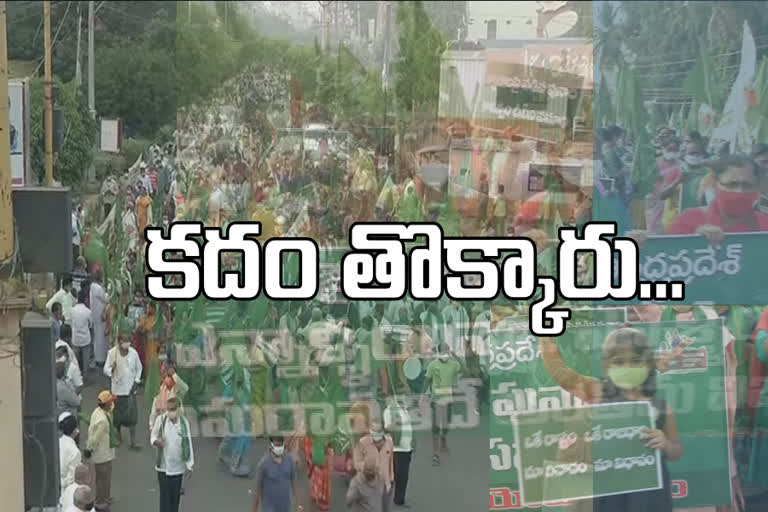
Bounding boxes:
41 71 768 512
598 124 768 240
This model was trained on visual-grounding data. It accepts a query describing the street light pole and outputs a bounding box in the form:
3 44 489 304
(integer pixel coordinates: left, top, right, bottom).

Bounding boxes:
88 0 95 119
0 0 14 259
44 0 54 186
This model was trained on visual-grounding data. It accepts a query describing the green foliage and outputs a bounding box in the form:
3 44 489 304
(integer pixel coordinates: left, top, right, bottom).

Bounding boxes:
29 79 97 186
175 4 239 108
422 1 467 41
393 1 446 116
8 1 176 83
95 39 176 138
602 2 768 91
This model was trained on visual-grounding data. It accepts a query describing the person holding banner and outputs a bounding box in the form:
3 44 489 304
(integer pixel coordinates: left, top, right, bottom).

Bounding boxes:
634 305 745 511
631 155 768 248
666 155 768 237
540 328 683 511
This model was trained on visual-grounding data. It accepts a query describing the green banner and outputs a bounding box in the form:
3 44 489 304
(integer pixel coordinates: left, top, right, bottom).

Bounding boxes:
511 402 662 506
489 319 731 510
627 233 768 305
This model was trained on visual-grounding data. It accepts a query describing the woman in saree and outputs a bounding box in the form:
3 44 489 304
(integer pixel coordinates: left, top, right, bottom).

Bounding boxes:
133 299 156 371
135 184 153 235
217 358 253 477
302 341 345 511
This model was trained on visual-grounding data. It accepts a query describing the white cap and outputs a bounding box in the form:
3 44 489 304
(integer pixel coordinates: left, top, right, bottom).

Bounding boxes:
58 411 73 423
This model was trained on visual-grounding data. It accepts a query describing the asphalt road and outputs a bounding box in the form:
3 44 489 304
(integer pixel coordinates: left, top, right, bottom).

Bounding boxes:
81 373 490 512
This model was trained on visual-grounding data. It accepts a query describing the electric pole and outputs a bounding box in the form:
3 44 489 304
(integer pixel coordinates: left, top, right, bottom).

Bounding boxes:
44 0 54 186
75 1 82 87
88 0 95 119
319 1 330 52
0 0 13 259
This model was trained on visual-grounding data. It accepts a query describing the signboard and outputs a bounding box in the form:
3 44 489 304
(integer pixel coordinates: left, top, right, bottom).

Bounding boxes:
510 402 662 505
9 80 28 186
628 233 768 305
525 44 593 88
100 119 122 153
489 319 731 509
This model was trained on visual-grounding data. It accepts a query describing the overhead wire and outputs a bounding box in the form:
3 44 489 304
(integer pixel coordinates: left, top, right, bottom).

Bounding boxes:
30 0 73 77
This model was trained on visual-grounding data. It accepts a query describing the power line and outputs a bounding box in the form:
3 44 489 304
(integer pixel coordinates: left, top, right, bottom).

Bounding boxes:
7 0 64 25
31 0 73 77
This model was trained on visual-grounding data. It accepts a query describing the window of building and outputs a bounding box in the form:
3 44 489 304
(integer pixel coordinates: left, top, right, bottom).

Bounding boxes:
487 19 497 40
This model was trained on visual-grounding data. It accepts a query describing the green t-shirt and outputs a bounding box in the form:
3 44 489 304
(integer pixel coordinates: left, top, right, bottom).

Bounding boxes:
426 358 462 398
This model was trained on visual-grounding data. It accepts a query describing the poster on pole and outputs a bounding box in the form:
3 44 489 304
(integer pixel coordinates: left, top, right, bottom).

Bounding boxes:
9 80 28 186
100 119 123 153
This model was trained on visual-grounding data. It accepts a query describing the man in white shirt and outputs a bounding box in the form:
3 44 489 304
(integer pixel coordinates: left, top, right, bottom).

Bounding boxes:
151 397 194 512
47 277 75 324
56 330 83 391
104 334 143 449
100 175 118 220
89 271 108 367
383 397 413 507
70 289 93 380
60 463 90 511
58 412 82 493
68 485 95 512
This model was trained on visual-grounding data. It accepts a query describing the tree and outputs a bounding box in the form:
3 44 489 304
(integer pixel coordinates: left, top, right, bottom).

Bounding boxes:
95 41 177 138
29 79 97 185
423 1 467 41
8 1 176 84
174 4 241 110
392 1 446 116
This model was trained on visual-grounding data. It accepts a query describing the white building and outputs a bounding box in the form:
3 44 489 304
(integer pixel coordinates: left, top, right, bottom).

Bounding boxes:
465 1 578 42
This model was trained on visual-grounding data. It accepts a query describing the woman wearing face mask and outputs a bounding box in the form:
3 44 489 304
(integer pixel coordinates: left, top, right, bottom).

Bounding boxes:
646 139 683 234
666 155 768 240
632 156 768 246
679 140 710 210
540 328 683 512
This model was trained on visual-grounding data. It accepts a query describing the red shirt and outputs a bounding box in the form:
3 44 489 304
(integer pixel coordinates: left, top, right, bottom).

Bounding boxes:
666 203 768 234
148 169 158 192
